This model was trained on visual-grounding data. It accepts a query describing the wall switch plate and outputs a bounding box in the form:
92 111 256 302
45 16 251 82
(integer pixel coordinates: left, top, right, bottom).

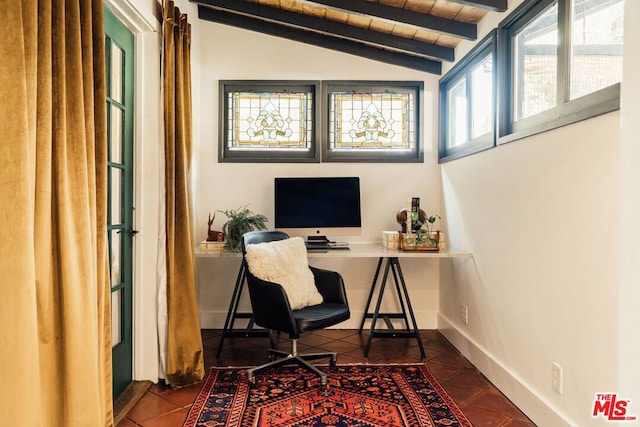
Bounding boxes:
552 362 563 394
461 305 469 325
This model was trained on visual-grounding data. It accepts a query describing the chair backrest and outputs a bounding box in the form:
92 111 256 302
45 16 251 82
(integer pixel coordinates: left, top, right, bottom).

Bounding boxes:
241 230 289 256
241 230 299 335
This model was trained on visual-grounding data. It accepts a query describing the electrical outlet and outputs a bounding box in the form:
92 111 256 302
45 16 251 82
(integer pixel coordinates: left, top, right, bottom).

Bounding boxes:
460 305 469 325
552 362 563 394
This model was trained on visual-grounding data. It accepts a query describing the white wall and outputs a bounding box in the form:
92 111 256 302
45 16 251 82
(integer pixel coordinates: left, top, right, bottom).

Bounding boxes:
192 22 445 329
438 0 638 426
440 113 620 426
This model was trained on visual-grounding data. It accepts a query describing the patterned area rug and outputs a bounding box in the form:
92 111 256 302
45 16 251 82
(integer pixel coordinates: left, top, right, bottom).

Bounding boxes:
183 364 472 427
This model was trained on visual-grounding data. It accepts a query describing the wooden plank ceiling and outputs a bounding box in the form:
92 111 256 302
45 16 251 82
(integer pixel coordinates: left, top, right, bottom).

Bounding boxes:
190 0 506 75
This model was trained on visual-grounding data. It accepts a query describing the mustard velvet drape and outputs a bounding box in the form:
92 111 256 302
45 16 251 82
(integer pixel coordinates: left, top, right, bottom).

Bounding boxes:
0 1 112 425
163 1 205 387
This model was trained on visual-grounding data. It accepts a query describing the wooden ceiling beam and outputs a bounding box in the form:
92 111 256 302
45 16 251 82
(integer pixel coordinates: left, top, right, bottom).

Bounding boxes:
197 5 443 75
193 0 454 61
301 0 477 40
447 0 508 12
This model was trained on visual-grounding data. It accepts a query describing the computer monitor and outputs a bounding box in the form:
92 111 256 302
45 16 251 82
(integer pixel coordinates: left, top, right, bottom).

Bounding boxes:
274 177 362 244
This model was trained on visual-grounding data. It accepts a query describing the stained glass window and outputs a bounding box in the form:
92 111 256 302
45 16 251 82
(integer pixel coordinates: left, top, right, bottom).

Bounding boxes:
323 82 423 162
219 81 319 162
330 92 413 150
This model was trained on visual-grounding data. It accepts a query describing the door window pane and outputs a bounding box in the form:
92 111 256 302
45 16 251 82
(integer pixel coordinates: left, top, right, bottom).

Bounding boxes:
110 43 124 103
110 230 122 286
513 3 558 121
110 167 122 225
570 0 624 100
111 289 122 347
110 105 123 164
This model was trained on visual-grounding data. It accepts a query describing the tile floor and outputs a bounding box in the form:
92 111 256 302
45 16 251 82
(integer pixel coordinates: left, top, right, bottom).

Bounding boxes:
117 329 536 426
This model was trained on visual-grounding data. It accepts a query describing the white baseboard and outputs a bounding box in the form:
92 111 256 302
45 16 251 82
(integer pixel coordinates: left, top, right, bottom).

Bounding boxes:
200 309 438 331
437 314 574 427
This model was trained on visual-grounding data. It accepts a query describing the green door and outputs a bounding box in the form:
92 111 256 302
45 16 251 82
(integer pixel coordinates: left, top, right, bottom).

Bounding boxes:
104 7 135 400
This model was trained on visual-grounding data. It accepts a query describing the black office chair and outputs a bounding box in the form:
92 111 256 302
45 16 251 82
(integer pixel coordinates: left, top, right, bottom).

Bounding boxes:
241 230 350 389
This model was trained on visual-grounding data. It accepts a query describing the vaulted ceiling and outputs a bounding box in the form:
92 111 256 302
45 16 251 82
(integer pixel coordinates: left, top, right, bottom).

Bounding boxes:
190 0 507 75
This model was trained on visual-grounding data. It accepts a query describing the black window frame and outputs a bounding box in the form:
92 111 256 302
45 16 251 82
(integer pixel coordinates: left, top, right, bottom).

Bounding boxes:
438 0 623 162
439 30 498 163
218 80 320 163
498 0 621 144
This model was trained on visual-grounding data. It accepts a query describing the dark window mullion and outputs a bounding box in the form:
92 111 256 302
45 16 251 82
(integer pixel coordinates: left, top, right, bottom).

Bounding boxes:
496 27 511 138
557 0 570 105
466 70 473 143
515 30 525 122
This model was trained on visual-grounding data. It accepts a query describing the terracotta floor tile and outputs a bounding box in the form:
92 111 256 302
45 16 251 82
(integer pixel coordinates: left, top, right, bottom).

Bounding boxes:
429 351 475 369
153 382 203 408
126 393 181 424
439 376 486 404
139 408 189 427
501 417 539 426
447 366 496 390
115 417 137 427
467 389 530 420
425 360 463 381
461 404 512 426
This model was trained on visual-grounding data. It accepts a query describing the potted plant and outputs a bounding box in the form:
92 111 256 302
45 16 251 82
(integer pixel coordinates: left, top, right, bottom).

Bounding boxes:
414 213 441 248
397 208 441 251
218 206 268 252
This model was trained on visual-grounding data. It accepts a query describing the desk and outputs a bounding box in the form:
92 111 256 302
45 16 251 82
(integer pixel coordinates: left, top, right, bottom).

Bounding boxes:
196 242 471 358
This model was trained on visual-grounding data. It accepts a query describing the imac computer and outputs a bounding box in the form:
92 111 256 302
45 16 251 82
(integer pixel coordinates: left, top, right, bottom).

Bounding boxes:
274 177 362 250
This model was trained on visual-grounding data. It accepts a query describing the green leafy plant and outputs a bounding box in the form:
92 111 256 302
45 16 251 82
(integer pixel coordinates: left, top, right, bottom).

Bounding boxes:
414 213 441 246
218 206 268 252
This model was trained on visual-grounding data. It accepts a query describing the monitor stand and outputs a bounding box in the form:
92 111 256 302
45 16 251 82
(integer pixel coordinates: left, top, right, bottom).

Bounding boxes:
305 236 350 251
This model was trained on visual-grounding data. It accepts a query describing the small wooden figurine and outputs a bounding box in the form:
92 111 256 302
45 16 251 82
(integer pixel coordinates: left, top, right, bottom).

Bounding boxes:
206 212 224 242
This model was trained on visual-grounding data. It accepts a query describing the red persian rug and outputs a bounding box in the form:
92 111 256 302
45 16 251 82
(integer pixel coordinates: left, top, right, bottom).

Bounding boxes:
183 364 472 427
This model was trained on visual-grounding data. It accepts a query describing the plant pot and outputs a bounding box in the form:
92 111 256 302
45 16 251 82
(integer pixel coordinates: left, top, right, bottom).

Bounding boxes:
400 231 440 251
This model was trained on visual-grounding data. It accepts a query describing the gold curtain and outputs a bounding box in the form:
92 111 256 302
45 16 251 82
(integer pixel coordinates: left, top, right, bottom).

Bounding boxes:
0 0 112 425
163 1 205 387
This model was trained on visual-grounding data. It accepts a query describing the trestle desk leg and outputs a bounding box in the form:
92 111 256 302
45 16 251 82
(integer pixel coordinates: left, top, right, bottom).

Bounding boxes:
361 257 426 359
358 257 384 334
215 260 272 358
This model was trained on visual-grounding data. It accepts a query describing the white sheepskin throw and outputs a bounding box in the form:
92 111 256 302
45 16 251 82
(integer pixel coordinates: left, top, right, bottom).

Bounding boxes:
245 237 323 310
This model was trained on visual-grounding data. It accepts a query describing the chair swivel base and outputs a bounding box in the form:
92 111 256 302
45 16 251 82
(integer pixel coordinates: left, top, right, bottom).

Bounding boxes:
247 350 337 390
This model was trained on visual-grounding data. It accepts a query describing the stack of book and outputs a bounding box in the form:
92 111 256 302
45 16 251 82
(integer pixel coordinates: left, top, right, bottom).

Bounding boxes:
199 240 225 252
